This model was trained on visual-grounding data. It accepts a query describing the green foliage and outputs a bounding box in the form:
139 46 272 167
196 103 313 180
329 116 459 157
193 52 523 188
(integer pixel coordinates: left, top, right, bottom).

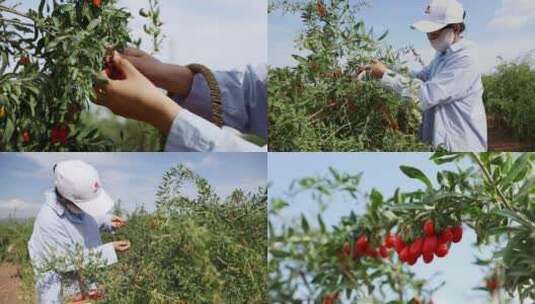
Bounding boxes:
269 0 430 151
269 152 535 302
483 62 535 142
0 0 165 151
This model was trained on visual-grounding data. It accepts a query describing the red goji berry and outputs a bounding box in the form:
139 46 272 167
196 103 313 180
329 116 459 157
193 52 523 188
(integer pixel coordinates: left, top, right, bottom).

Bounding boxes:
423 252 434 264
393 235 405 254
452 225 463 243
22 131 30 143
422 236 437 257
384 233 396 249
439 228 454 244
409 238 423 259
355 235 368 253
435 242 449 258
379 245 389 258
423 219 434 237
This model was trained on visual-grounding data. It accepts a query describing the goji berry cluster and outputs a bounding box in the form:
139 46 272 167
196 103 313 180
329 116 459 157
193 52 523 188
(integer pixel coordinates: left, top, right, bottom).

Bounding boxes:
386 220 463 265
342 233 390 260
341 220 463 265
51 124 70 145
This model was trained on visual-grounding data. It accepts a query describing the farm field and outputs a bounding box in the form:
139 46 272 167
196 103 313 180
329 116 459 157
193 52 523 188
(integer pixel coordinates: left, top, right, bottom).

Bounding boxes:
0 154 268 303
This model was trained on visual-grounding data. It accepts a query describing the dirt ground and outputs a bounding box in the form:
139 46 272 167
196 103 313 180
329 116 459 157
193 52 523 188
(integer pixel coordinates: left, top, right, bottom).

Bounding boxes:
488 122 534 151
0 263 24 304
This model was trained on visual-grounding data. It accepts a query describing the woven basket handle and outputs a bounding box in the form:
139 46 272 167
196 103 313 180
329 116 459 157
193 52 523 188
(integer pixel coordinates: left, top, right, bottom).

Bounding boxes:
185 64 223 127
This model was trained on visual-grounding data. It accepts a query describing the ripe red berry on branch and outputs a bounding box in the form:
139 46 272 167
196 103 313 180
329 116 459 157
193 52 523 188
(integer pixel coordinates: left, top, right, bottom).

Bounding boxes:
355 235 369 253
439 228 454 243
422 236 437 257
423 219 435 237
393 235 405 254
21 131 30 143
92 0 103 8
435 243 449 258
51 124 69 145
451 225 463 243
379 245 389 258
409 237 424 260
384 233 396 249
19 56 30 65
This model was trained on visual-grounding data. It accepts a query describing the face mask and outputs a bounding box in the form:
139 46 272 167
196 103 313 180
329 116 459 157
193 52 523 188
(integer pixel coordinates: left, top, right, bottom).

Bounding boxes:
430 28 455 52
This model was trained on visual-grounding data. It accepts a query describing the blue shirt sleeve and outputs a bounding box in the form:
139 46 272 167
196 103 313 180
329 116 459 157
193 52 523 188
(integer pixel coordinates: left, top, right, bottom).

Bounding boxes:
382 55 480 112
172 64 267 138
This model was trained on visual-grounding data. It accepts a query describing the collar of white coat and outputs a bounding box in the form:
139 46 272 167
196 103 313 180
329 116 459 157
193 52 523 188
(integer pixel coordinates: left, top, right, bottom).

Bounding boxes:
442 38 472 55
45 190 65 217
45 189 84 223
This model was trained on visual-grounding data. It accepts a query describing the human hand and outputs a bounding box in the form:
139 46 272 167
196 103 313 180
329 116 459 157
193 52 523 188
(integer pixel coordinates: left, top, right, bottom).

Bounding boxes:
94 51 180 134
113 240 131 252
361 59 387 79
121 47 194 98
111 215 126 229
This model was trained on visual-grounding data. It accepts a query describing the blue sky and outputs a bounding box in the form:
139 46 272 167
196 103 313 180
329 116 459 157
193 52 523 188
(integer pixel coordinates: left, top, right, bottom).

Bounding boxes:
16 0 267 70
269 153 517 304
0 153 267 219
269 0 535 73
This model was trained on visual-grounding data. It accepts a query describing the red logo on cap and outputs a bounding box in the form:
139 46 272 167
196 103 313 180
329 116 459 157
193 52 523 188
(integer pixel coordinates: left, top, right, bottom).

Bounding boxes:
93 181 100 193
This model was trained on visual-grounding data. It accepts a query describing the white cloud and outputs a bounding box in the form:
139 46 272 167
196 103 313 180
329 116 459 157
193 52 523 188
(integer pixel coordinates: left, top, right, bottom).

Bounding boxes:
119 0 267 70
488 0 535 30
183 154 220 170
0 198 39 219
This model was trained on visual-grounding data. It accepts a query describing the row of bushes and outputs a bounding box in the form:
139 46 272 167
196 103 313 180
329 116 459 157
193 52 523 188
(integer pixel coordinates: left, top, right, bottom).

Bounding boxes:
483 61 535 142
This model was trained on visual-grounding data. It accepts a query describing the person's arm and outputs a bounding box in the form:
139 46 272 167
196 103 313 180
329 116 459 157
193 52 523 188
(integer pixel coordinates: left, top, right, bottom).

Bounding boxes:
417 55 479 111
93 52 267 152
172 65 268 139
30 219 118 274
165 109 267 152
94 214 126 233
380 55 479 111
381 69 423 102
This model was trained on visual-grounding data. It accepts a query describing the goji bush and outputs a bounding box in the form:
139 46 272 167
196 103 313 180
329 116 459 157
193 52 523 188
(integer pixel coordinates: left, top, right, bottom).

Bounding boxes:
0 165 268 303
0 0 164 151
269 152 535 303
269 0 429 151
483 61 535 143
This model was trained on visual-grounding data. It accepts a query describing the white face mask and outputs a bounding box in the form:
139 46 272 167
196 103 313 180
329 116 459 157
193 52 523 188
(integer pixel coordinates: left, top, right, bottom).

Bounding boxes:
430 28 455 52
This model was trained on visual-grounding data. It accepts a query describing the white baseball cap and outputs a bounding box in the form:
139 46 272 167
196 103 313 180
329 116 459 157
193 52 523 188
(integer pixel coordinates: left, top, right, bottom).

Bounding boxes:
412 0 465 33
54 160 113 217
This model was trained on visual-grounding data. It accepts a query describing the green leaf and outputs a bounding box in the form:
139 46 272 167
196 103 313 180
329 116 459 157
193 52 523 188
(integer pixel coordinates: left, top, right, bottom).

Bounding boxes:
377 30 388 41
301 215 310 233
399 165 433 190
502 153 531 190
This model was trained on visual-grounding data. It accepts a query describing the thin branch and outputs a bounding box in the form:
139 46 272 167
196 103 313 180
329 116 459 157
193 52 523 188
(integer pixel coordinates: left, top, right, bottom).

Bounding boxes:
470 153 516 212
0 5 35 21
